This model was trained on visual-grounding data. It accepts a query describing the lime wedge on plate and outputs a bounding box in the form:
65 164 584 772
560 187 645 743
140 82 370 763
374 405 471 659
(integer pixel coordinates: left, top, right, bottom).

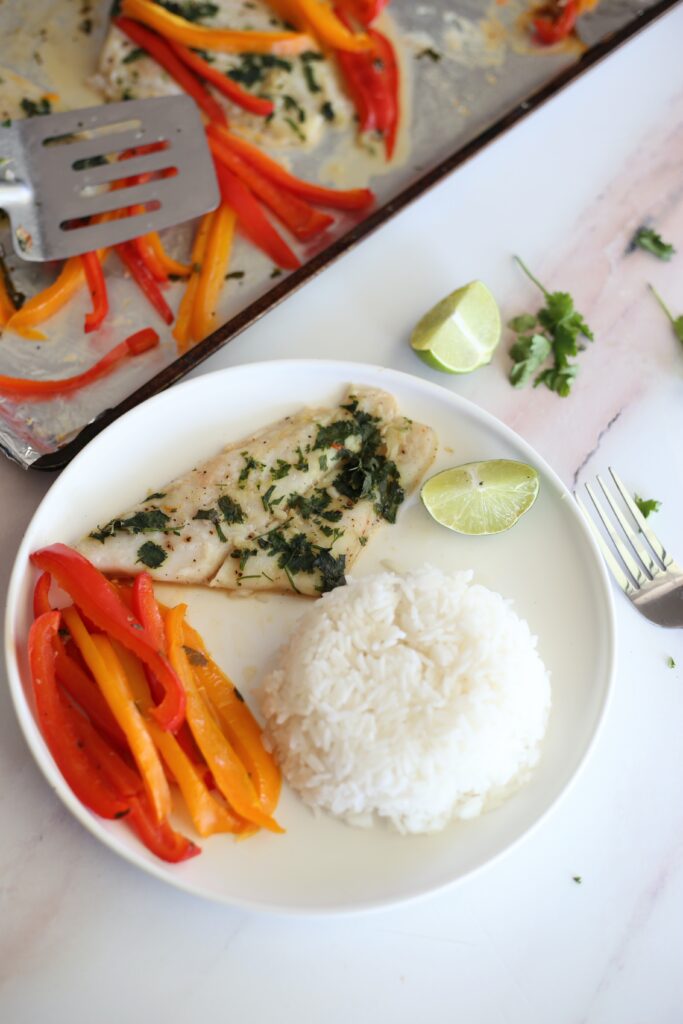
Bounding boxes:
411 281 501 374
421 460 539 535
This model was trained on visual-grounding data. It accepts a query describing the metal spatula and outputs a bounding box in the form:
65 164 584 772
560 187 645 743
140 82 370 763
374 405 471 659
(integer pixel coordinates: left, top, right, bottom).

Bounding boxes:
0 95 220 262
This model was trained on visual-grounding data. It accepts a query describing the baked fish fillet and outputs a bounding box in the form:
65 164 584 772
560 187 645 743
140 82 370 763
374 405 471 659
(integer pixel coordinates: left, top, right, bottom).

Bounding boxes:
78 386 438 595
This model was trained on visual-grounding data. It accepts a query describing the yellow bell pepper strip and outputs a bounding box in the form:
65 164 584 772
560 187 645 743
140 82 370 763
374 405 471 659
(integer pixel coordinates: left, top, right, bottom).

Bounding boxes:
190 203 236 344
166 604 284 834
29 610 130 820
144 232 191 278
5 257 86 341
267 0 371 51
182 620 281 816
62 606 172 825
173 212 212 352
113 638 246 837
120 0 311 55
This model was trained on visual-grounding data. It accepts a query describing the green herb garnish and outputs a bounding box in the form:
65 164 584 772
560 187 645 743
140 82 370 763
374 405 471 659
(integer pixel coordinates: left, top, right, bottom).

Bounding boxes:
193 507 227 542
509 256 593 397
572 876 582 885
271 459 291 480
257 528 346 593
288 488 342 523
320 101 335 122
648 285 683 344
417 47 442 62
136 541 167 569
238 451 265 487
261 485 284 513
21 96 52 118
301 52 323 93
294 446 308 471
157 1 219 21
123 47 146 64
634 494 661 518
227 52 291 86
90 508 170 542
319 454 328 471
217 494 244 524
667 656 676 669
225 270 245 280
631 227 675 261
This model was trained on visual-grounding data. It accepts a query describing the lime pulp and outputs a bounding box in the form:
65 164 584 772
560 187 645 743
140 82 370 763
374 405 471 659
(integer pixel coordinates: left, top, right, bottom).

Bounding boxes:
411 281 501 374
421 460 540 535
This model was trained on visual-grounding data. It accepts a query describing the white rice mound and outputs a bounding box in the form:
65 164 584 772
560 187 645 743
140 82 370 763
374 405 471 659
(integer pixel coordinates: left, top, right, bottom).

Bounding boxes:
260 567 551 834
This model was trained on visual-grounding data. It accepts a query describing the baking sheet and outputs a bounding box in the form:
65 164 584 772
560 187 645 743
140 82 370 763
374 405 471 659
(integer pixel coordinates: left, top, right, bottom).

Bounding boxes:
0 0 676 468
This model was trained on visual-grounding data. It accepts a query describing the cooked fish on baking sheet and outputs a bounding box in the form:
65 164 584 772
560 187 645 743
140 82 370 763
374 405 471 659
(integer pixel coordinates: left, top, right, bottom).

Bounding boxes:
78 385 438 594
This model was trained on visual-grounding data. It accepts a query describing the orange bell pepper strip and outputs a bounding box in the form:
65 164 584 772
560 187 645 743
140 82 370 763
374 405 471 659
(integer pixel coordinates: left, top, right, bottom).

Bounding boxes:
144 232 191 278
29 610 130 819
190 203 236 343
166 604 284 834
81 251 109 332
62 606 172 825
268 0 371 50
173 212 212 352
0 273 15 328
120 0 311 55
182 620 281 816
5 257 87 341
208 124 374 211
208 135 334 241
113 638 246 837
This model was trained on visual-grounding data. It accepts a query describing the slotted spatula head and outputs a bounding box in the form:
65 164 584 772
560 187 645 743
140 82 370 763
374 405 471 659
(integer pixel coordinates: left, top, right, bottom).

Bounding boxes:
0 95 220 261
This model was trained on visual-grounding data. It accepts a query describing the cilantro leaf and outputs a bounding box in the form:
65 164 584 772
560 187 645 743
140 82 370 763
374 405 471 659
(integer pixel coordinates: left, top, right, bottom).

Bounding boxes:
508 313 537 332
136 541 167 569
634 494 661 518
509 334 551 388
666 656 675 669
631 227 675 261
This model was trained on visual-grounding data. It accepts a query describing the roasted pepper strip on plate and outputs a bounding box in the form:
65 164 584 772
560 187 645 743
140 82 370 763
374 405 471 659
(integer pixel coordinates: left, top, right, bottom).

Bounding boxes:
62 606 172 825
29 544 186 732
166 604 283 834
29 610 129 819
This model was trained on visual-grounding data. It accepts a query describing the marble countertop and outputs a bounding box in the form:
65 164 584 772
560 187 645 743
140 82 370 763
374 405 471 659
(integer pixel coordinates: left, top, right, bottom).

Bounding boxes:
2 6 683 1021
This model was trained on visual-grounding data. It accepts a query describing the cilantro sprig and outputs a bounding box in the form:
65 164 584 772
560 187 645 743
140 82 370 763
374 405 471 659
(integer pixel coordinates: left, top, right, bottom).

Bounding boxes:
508 256 594 397
631 227 675 261
648 285 683 345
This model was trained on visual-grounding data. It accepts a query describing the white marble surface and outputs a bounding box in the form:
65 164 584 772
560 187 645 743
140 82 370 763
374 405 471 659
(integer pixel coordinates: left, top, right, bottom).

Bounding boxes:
2 7 683 1021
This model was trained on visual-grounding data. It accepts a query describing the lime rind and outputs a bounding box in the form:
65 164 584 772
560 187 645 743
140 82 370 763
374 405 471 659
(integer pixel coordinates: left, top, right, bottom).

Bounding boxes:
421 460 540 535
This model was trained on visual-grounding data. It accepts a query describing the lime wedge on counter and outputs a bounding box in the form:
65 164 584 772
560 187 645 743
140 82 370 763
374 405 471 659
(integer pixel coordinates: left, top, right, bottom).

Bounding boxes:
421 460 539 535
411 281 501 374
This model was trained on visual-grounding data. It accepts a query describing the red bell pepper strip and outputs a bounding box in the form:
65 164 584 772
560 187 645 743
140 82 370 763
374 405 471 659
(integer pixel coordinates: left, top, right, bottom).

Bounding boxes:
208 125 374 211
168 41 275 117
33 572 53 618
213 163 300 270
29 610 129 819
29 544 186 733
55 639 129 751
0 327 159 400
114 16 228 125
533 0 578 44
370 27 398 160
81 251 109 333
334 10 399 160
335 0 389 24
208 135 333 241
115 242 175 325
126 793 201 862
65 697 142 797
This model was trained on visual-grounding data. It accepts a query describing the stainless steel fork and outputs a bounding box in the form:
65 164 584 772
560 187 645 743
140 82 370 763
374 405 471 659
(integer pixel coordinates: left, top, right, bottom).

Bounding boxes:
576 468 683 627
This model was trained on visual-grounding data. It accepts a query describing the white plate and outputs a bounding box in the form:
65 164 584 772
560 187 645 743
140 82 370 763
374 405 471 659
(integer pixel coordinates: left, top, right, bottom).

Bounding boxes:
5 360 615 914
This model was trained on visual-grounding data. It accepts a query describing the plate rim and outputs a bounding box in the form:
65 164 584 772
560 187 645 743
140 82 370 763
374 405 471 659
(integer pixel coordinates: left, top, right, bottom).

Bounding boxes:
4 358 617 914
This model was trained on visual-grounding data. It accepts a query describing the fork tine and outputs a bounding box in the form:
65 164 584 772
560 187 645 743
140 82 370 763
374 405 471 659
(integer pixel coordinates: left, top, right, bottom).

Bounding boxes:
608 468 673 569
575 493 638 596
584 482 650 587
596 474 662 578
